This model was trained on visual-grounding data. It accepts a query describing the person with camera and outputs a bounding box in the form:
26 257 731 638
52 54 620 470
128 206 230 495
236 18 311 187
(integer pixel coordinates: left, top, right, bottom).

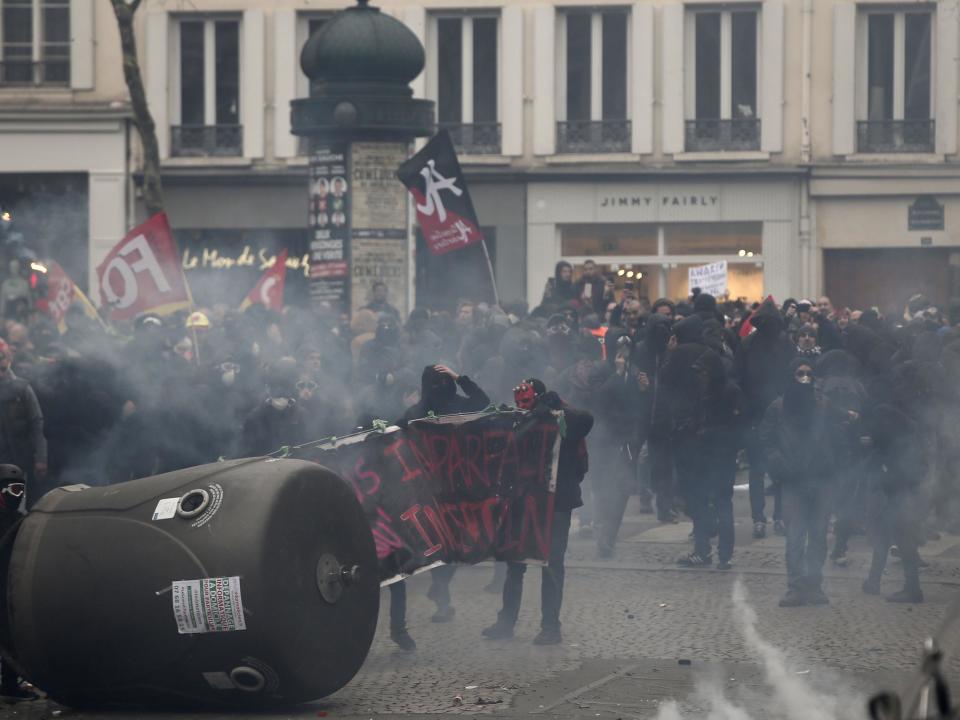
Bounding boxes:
483 378 593 645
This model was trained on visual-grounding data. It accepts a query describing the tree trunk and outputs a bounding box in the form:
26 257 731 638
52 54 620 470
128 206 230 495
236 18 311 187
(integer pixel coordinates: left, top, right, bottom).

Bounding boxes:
109 0 165 218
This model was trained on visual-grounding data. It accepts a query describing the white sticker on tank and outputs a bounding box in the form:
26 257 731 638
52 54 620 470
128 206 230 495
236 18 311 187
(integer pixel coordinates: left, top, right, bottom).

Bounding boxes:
202 672 236 690
172 576 246 634
152 498 180 521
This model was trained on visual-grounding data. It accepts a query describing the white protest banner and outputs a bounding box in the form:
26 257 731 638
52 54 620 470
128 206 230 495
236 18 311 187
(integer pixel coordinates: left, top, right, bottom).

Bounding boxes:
688 260 728 297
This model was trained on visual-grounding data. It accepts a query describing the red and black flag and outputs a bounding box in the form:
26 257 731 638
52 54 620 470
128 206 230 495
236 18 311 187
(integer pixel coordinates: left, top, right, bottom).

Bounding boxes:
398 130 499 306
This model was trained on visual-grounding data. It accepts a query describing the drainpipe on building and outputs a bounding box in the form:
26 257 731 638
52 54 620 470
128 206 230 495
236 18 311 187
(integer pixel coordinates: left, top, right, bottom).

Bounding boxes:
800 0 813 165
799 0 814 298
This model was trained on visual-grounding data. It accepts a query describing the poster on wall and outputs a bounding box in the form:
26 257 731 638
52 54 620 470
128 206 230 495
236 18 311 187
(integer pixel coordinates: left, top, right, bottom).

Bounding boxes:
309 144 350 308
688 260 728 297
351 142 409 316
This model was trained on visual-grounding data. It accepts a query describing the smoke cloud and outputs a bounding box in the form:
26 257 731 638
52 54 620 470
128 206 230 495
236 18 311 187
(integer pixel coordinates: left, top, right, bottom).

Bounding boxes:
655 580 867 720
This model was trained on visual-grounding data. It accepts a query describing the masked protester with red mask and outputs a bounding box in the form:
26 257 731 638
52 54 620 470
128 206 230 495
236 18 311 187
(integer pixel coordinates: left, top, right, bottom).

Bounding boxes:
0 338 46 509
388 364 491 652
483 378 593 646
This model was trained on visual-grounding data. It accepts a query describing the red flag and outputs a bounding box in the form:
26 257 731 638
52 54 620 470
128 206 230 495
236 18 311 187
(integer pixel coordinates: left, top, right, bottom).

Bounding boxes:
43 261 101 333
240 250 288 312
96 213 191 322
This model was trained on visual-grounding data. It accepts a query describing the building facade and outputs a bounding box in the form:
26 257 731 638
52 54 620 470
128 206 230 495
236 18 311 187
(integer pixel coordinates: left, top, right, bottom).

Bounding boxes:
0 0 957 315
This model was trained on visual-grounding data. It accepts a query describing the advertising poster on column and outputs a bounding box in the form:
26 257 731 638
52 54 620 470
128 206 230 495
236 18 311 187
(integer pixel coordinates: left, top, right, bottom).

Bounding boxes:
351 142 409 317
309 144 350 308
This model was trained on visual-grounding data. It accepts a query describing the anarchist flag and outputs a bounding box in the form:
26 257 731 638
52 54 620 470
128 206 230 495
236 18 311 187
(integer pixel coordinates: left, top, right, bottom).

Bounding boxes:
397 130 485 256
96 213 192 322
239 249 288 312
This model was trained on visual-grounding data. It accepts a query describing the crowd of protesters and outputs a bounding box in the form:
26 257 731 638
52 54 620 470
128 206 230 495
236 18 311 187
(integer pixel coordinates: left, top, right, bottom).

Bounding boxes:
0 256 955 632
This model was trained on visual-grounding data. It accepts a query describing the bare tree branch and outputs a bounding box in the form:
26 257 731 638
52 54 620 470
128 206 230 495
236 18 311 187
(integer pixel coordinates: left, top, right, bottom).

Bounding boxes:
109 0 165 217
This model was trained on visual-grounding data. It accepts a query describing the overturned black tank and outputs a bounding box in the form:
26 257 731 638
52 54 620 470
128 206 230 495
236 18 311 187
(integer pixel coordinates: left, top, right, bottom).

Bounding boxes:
0 458 379 709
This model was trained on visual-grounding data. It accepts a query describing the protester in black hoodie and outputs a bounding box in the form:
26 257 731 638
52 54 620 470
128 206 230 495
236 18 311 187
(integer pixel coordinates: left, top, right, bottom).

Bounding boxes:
736 298 796 537
760 358 838 607
389 364 491 651
484 378 593 646
641 313 677 522
661 315 722 566
594 347 650 557
862 404 928 603
540 261 577 307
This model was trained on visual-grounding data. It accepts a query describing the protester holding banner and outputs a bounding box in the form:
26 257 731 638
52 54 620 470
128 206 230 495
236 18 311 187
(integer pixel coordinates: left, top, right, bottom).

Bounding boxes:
386 364 492 650
483 378 593 645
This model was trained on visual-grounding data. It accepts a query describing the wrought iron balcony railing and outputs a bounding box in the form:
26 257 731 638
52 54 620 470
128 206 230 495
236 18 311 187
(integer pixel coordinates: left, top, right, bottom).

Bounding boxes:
856 120 935 153
440 122 502 155
556 119 631 154
685 119 761 152
171 125 244 158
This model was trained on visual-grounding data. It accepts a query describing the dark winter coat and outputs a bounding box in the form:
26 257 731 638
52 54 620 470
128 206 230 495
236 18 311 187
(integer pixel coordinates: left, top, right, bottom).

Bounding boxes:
736 299 796 423
399 366 490 424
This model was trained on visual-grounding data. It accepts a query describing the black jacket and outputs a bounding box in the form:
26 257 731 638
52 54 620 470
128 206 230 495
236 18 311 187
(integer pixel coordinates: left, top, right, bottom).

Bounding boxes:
399 367 490 424
736 299 796 422
544 398 594 512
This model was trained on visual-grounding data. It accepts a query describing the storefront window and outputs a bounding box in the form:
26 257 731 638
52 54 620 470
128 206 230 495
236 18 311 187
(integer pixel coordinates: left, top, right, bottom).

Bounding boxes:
561 224 658 256
663 222 761 255
666 262 764 301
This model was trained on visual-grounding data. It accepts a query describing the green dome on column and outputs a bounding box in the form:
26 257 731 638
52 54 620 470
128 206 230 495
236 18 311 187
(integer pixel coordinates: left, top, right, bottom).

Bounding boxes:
300 0 425 86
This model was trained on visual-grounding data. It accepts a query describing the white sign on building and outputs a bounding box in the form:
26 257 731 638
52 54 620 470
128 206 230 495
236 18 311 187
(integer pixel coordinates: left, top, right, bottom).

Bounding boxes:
689 260 728 297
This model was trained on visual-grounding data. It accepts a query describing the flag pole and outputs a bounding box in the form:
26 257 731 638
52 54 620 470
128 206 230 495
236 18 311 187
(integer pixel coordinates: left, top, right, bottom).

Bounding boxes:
479 240 500 308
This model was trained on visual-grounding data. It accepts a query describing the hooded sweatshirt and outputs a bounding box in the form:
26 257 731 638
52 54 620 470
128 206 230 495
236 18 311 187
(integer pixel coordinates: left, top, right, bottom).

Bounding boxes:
399 366 491 424
736 298 797 422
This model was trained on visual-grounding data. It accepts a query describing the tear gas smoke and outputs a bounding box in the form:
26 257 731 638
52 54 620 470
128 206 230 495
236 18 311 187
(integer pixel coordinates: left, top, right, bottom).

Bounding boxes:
655 580 867 720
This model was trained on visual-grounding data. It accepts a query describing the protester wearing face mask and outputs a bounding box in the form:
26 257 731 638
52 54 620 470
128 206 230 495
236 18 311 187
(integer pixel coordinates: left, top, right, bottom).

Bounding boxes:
387 364 491 652
736 298 795 538
483 378 593 645
237 359 307 457
0 338 46 507
760 359 839 607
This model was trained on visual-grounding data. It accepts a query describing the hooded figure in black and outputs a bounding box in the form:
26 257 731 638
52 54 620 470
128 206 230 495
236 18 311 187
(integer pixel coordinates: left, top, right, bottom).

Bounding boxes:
639 313 678 522
660 316 724 566
862 404 928 603
388 364 491 652
759 358 838 607
594 344 650 557
816 349 868 567
540 261 577 308
483 378 593 646
736 298 796 536
691 349 743 569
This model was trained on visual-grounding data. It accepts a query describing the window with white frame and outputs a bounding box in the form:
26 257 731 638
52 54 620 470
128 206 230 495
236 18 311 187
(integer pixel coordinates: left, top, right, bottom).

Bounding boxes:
297 14 330 100
429 13 500 155
0 0 69 86
684 6 759 152
556 8 629 153
857 9 934 153
172 16 241 157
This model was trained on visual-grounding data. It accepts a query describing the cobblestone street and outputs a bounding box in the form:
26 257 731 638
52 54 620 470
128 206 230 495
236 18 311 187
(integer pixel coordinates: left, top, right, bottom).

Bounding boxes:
6 487 960 719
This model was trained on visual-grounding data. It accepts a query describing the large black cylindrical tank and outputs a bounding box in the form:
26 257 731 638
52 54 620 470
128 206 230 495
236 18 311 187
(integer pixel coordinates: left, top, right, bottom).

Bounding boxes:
0 458 379 708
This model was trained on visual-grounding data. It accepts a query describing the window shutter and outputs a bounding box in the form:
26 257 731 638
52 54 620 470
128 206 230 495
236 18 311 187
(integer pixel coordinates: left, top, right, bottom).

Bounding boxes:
533 5 555 155
936 1 958 155
760 2 784 152
832 3 856 156
661 4 685 154
145 11 169 159
242 10 265 159
69 0 94 90
501 5 524 156
631 4 653 154
273 9 297 159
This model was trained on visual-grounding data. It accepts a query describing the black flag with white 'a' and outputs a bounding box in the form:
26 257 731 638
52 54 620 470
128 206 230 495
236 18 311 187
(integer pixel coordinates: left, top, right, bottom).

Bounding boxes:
397 130 485 256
